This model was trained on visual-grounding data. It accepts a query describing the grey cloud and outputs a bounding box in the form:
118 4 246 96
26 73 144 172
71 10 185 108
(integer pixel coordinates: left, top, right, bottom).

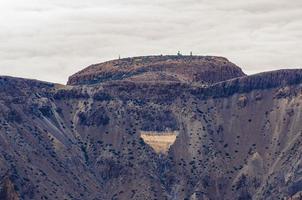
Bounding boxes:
0 0 301 83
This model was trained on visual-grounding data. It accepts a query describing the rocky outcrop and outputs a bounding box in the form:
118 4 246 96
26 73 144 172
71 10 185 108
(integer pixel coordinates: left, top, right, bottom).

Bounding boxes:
67 55 246 85
189 69 302 100
0 176 20 200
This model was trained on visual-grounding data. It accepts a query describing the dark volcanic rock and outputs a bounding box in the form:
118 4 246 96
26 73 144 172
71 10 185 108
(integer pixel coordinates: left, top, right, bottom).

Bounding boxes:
191 69 302 99
0 56 302 200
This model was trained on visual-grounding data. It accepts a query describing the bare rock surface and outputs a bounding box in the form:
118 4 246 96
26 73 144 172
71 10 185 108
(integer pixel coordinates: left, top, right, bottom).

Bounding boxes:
0 56 302 199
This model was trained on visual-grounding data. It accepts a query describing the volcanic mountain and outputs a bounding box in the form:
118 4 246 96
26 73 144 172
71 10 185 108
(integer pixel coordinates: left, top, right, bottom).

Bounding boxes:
1 55 302 200
67 55 245 85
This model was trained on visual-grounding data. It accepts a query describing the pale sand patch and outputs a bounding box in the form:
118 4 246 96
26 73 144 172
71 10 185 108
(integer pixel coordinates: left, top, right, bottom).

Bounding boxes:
140 131 178 154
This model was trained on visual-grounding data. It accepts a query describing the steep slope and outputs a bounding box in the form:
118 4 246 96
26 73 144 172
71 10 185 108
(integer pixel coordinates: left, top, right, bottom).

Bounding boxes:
0 57 302 200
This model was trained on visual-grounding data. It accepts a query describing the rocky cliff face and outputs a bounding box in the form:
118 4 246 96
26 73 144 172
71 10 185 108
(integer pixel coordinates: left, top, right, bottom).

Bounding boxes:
0 56 302 200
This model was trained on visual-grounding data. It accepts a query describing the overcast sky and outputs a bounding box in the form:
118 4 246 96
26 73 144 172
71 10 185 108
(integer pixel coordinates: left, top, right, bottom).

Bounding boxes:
0 0 302 84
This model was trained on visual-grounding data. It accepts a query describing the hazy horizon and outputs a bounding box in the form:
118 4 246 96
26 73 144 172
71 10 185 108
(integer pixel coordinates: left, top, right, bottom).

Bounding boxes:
0 0 302 84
